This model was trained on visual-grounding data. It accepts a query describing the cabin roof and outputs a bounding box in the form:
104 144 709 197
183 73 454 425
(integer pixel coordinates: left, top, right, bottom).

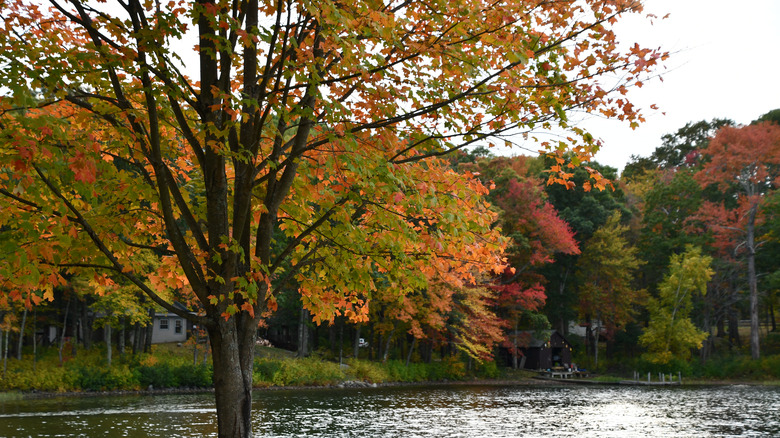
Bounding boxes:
518 330 572 348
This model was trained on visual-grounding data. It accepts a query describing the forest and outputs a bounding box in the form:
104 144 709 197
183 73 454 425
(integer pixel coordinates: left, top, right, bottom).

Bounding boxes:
3 110 779 377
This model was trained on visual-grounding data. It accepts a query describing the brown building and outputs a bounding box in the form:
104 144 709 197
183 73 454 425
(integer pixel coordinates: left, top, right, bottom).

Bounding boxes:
519 330 573 370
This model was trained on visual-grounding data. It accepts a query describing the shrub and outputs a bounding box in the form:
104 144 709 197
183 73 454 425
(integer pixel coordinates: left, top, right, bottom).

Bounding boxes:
0 362 75 392
473 360 500 379
343 359 389 383
174 364 212 388
253 357 344 387
70 365 140 391
136 363 177 388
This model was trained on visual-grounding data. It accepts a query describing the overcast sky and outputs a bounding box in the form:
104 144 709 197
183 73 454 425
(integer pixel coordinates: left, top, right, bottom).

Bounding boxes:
575 0 780 173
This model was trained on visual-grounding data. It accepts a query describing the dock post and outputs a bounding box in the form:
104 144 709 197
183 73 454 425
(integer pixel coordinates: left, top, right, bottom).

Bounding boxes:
647 372 651 382
678 372 681 384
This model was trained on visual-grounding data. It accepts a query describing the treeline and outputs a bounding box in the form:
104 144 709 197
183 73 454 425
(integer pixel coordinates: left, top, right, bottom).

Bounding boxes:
2 111 780 376
261 109 780 368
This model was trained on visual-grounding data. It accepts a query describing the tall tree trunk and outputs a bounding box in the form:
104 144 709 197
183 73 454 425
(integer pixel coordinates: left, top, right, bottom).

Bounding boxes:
2 328 8 377
82 302 92 350
135 323 145 355
747 205 760 360
71 301 78 358
58 296 71 366
382 325 395 363
297 307 309 358
32 308 37 372
193 327 200 366
105 324 112 366
144 308 154 353
118 318 126 357
405 336 416 367
17 307 27 360
700 309 713 362
593 323 600 368
512 318 519 369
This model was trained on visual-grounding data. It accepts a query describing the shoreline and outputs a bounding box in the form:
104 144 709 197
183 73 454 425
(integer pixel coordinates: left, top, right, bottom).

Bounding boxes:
4 376 777 401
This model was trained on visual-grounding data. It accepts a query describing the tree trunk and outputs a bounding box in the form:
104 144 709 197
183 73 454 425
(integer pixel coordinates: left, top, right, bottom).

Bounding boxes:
382 326 395 362
406 336 416 367
512 319 519 369
746 205 760 360
118 318 126 357
193 327 200 366
2 328 9 377
71 302 78 358
82 303 92 350
593 325 600 368
17 307 27 360
32 308 38 372
297 306 309 358
716 317 725 338
144 308 154 353
700 309 713 362
208 317 256 438
105 324 112 366
133 323 142 355
58 296 71 366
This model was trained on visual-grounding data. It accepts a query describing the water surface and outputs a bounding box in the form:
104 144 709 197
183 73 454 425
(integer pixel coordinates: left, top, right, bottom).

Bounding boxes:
1 384 778 437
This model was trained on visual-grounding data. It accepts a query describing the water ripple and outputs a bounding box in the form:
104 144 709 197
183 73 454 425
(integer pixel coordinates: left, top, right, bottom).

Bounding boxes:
1 385 778 437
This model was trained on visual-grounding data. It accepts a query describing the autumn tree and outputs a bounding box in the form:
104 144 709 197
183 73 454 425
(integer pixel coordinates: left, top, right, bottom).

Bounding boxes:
575 212 645 366
639 245 711 364
541 160 627 333
490 164 579 367
695 122 780 360
637 169 704 292
622 118 733 179
0 0 664 435
457 154 579 367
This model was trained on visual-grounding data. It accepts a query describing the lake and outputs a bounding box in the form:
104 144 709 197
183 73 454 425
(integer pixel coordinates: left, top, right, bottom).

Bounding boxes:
1 384 779 437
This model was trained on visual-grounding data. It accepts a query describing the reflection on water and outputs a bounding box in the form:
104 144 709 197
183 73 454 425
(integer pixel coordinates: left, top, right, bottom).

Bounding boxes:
1 384 778 437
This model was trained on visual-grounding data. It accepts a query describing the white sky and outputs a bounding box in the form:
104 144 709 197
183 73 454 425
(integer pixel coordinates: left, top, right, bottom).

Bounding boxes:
579 0 780 173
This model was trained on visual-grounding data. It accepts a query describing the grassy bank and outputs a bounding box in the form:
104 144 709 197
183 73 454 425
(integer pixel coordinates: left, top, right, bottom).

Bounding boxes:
578 353 780 384
0 343 505 393
3 342 780 393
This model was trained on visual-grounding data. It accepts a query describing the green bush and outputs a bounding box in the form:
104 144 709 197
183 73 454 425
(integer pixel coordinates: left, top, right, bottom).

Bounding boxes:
473 360 500 379
70 365 139 391
343 359 389 383
253 357 344 387
174 364 213 388
0 362 76 392
0 345 215 393
136 363 212 388
687 354 780 380
136 363 177 388
764 333 780 356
